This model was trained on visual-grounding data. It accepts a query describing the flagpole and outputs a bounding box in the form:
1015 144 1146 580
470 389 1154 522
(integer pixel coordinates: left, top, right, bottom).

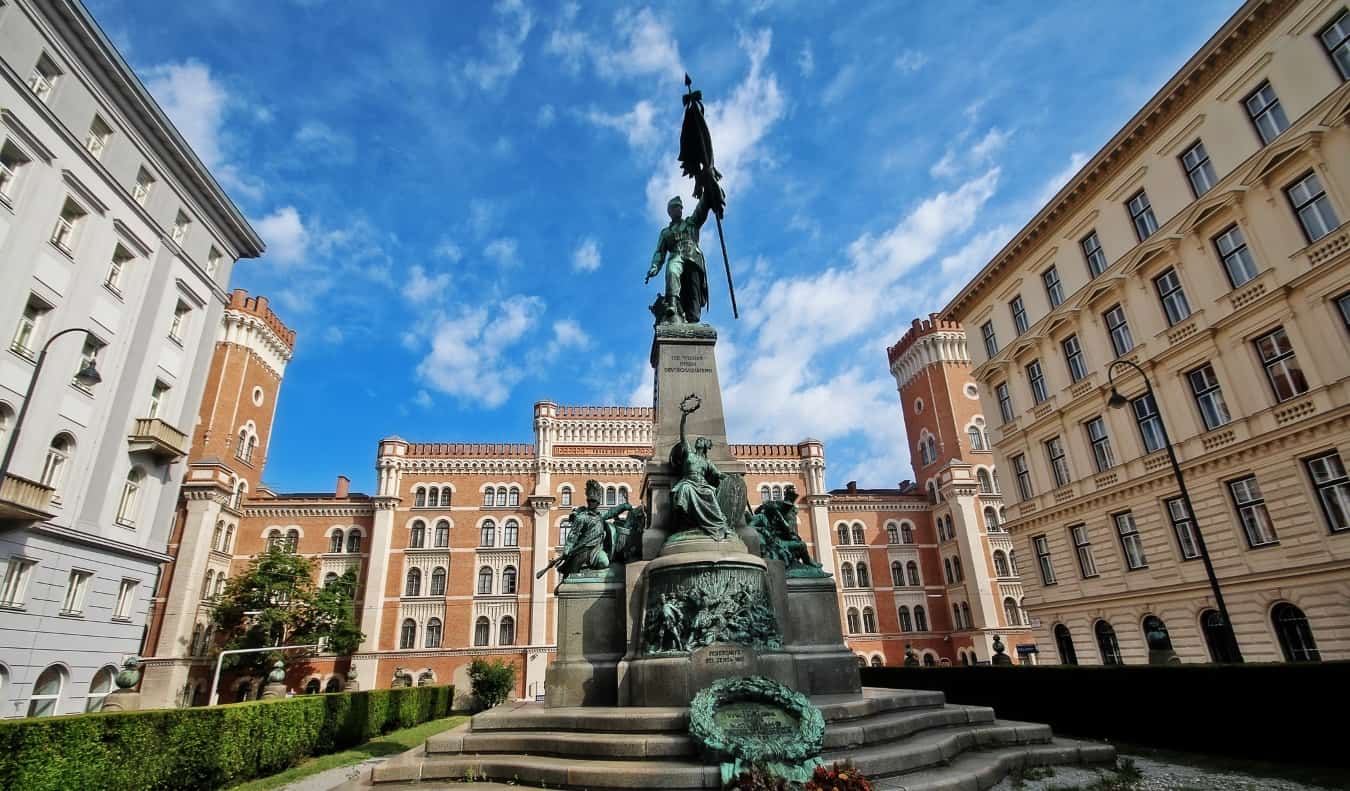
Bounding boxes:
715 213 738 319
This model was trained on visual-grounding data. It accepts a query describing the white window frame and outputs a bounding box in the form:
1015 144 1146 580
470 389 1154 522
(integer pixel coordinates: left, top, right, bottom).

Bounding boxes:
114 578 138 620
61 569 93 615
1 558 36 608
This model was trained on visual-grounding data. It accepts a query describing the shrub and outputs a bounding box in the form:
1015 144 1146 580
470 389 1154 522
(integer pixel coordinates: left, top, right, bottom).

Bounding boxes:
0 684 454 791
467 659 516 711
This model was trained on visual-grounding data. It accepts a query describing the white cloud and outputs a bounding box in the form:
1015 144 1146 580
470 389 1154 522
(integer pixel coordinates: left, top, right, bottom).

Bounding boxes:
413 294 542 408
821 63 856 105
572 237 602 272
931 126 1010 180
546 6 683 83
584 100 658 148
143 59 261 200
893 49 928 73
536 103 557 127
402 265 451 304
797 43 814 77
1032 150 1090 209
294 120 354 163
457 0 534 93
255 206 309 265
434 239 463 261
484 237 520 268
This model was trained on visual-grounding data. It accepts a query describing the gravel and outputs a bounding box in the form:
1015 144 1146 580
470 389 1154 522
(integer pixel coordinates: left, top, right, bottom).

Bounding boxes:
991 755 1336 791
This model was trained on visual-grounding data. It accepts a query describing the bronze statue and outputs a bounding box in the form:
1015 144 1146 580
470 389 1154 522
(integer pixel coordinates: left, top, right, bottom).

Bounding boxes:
749 485 819 571
647 194 711 324
669 394 730 539
537 480 644 579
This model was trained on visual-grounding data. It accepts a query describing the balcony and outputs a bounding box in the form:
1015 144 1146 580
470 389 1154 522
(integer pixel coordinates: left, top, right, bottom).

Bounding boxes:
0 473 55 521
128 417 188 461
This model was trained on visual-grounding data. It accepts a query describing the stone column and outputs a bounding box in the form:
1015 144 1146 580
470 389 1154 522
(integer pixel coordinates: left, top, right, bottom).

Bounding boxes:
945 468 998 631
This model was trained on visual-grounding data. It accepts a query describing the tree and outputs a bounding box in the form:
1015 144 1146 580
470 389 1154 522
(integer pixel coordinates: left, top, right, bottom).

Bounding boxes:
468 658 516 711
211 548 364 675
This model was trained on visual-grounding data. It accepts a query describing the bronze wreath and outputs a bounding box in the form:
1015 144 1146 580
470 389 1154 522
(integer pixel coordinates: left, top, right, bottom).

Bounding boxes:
688 676 825 765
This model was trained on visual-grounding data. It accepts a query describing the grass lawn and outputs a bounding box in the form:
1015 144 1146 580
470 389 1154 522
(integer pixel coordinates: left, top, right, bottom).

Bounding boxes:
228 714 469 791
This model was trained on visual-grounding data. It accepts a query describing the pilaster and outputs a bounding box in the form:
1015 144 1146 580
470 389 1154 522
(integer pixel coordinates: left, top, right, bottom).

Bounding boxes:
358 495 399 652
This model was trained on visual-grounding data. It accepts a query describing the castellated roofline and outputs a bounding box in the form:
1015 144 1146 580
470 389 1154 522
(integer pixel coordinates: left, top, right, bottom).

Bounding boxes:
536 403 655 420
377 438 813 461
886 313 965 366
227 289 296 351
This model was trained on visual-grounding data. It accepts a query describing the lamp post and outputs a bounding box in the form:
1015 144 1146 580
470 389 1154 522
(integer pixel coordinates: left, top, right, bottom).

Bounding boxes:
1106 359 1243 663
0 328 102 486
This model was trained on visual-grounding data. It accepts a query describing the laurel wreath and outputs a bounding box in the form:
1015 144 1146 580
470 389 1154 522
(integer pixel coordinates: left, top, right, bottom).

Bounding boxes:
688 676 825 764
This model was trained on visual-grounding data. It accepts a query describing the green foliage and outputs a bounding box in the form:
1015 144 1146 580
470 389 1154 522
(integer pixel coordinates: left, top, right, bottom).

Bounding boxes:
467 659 516 711
212 550 364 674
0 684 453 791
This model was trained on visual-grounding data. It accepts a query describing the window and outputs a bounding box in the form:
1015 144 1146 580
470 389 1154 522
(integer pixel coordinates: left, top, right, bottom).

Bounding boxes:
914 605 929 631
346 530 361 553
1045 436 1071 487
1201 609 1239 663
1132 394 1166 454
1286 171 1340 243
996 381 1014 423
414 488 426 508
171 211 191 244
1004 597 1022 626
41 434 74 499
840 563 855 588
906 561 920 586
477 566 493 594
483 489 494 507
1054 624 1078 665
434 520 450 547
495 487 507 507
1305 451 1350 533
1095 621 1122 665
890 561 903 586
28 54 61 102
1244 80 1289 144
146 380 172 420
430 567 447 596
85 115 113 159
169 301 191 343
1272 603 1320 662
404 568 422 597
902 524 914 544
771 485 783 501
1103 304 1133 357
558 520 571 546
1 558 36 607
1081 230 1108 277
329 531 344 554
852 524 865 544
836 524 849 545
12 295 51 359
409 521 426 548
399 619 416 649
994 551 1011 577
1033 534 1056 585
917 433 937 466
898 606 912 631
425 617 444 648
1214 225 1259 288
115 467 144 527
1009 295 1029 335
502 566 518 594
503 520 519 547
856 562 871 587
1062 335 1088 383
1042 266 1064 308
1026 360 1048 405
981 320 998 358
560 486 572 506
61 569 93 615
1114 512 1147 570
1323 9 1350 79
862 607 877 633
51 198 87 253
86 666 117 712
984 506 1000 531
1186 364 1230 431
509 487 520 507
206 246 223 277
1180 140 1217 197
133 167 155 205
480 520 496 547
1254 327 1307 402
1153 268 1191 326
74 337 104 392
968 424 987 452
474 617 490 646
977 468 994 493
499 615 516 646
845 608 860 634
1165 497 1201 560
759 485 771 503
1229 475 1277 547
0 140 32 201
114 578 137 620
1126 190 1158 241
886 524 900 544
27 665 65 717
1012 454 1033 500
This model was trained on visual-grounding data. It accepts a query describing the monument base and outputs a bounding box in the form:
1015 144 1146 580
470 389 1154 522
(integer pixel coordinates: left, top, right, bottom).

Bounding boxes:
545 571 627 707
782 574 861 696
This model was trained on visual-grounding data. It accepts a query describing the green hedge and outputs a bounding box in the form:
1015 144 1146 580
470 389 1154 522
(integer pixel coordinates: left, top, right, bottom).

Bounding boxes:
861 663 1350 766
0 684 454 791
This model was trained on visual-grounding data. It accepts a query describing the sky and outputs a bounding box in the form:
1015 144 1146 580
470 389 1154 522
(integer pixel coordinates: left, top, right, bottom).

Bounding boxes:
87 0 1241 494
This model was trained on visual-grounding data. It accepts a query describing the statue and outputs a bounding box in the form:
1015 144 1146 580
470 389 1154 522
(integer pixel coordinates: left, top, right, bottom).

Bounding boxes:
537 480 645 579
669 394 730 539
647 194 712 324
114 656 142 690
748 485 821 572
266 659 285 684
991 634 1013 665
903 644 920 667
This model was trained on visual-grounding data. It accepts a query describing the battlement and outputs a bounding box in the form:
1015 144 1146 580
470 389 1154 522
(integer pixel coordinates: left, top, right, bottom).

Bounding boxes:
730 443 802 459
554 405 654 420
227 289 296 351
402 442 536 458
886 313 964 366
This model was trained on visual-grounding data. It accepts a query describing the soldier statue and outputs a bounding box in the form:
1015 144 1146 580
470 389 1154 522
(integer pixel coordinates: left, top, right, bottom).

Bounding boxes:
646 193 712 324
537 480 644 579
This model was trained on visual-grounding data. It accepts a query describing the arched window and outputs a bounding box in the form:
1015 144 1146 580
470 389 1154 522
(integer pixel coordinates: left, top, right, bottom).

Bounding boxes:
994 551 1010 577
496 486 508 506
480 520 496 547
41 433 75 496
862 607 877 633
840 563 856 588
346 530 362 553
440 487 452 507
560 486 572 506
474 616 490 646
1200 609 1239 663
1272 603 1320 662
483 488 494 507
890 561 904 587
901 523 914 543
977 468 994 494
427 486 440 507
606 486 617 506
846 608 860 634
508 487 519 506
559 519 571 547
898 606 913 632
1004 596 1021 626
759 485 771 503
114 467 145 526
914 605 928 631
499 615 516 645
943 558 953 585
836 524 850 545
214 575 225 597
324 572 338 587
771 485 783 501
968 425 986 451
906 561 920 586
286 529 299 553
266 529 282 552
329 530 344 554
232 480 247 510
405 568 422 597
952 604 962 629
225 524 235 552
325 677 342 693
951 556 963 582
477 566 493 594
619 486 629 503
305 678 321 694
886 524 900 544
1095 621 1122 665
28 665 66 717
247 435 258 463
425 618 443 648
434 520 450 548
414 487 427 508
502 566 518 594
856 562 871 588
1008 550 1018 575
961 603 972 630
1142 614 1174 655
852 524 865 545
984 506 1000 532
430 567 447 596
923 653 936 667
1054 624 1078 664
927 480 939 505
503 520 519 547
203 570 215 599
410 520 426 549
399 619 416 649
870 656 883 668
190 624 203 655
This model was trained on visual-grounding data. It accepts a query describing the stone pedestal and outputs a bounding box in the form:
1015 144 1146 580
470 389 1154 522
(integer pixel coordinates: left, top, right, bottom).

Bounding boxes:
545 570 627 707
100 690 142 712
260 682 287 699
782 574 861 696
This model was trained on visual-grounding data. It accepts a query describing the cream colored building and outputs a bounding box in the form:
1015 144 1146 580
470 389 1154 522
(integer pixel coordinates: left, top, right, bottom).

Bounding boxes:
945 0 1350 665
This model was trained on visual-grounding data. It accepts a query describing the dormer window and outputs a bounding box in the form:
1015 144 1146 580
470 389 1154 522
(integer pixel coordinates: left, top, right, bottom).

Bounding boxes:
28 54 61 102
171 211 191 244
85 116 113 159
132 167 155 205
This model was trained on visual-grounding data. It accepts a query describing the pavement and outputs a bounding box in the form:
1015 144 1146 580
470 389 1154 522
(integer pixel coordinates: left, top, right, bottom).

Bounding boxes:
989 755 1338 791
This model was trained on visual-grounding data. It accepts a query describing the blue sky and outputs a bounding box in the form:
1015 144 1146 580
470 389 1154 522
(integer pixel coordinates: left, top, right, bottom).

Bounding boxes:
88 0 1240 494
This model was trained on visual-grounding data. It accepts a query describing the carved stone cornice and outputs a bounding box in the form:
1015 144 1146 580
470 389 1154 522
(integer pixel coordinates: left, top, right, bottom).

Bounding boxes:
828 500 929 513
373 496 401 512
244 504 374 518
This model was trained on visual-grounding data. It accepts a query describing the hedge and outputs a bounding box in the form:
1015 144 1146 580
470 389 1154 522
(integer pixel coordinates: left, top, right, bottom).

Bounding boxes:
0 683 454 791
861 663 1350 767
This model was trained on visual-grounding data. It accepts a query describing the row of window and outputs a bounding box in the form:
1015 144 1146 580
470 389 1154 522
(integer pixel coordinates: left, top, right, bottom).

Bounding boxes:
836 521 917 546
403 565 520 597
200 569 228 601
6 663 121 718
398 615 517 649
327 528 363 554
0 557 138 620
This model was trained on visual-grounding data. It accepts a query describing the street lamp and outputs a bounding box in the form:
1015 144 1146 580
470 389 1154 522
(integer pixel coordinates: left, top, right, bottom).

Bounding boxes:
0 328 102 486
1106 358 1243 663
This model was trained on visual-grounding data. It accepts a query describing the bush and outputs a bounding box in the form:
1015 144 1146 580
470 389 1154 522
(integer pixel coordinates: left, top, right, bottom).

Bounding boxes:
467 659 516 711
861 662 1350 767
0 684 454 791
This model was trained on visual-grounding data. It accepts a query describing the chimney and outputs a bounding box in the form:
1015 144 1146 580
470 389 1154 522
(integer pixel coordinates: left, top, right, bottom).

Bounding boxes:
846 480 858 493
335 475 350 498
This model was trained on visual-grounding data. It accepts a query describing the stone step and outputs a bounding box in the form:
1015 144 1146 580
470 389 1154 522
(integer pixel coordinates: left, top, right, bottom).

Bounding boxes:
875 738 1118 791
822 720 1054 780
823 704 996 751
